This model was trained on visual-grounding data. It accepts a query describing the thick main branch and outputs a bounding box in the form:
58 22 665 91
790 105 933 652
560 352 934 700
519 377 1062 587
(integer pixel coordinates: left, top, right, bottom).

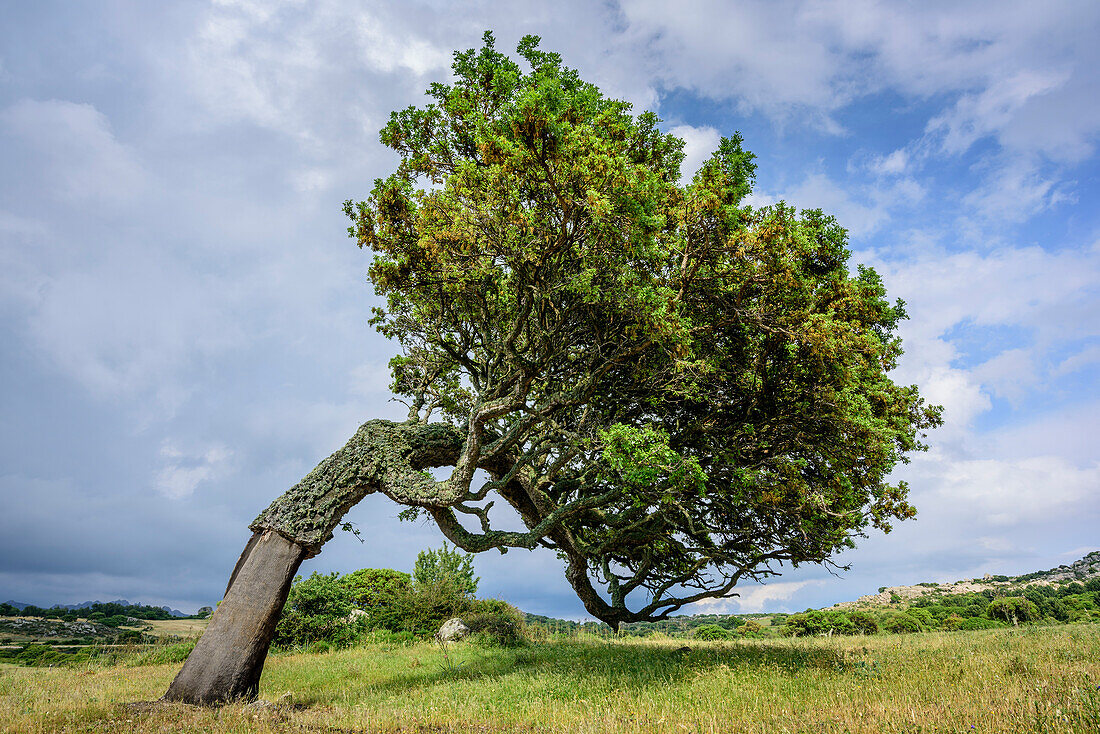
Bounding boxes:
250 420 463 554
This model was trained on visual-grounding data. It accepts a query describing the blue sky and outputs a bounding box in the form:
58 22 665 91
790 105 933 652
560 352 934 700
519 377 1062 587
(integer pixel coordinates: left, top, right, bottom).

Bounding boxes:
1 0 1098 618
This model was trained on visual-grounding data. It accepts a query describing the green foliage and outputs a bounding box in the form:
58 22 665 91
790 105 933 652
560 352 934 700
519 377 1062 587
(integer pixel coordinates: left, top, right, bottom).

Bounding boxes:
957 617 1004 631
343 568 412 606
413 543 479 597
738 620 766 638
0 601 173 620
881 613 923 634
986 597 1041 624
847 611 879 635
692 624 733 641
781 611 856 637
274 572 362 648
464 601 530 647
343 31 942 627
387 577 475 638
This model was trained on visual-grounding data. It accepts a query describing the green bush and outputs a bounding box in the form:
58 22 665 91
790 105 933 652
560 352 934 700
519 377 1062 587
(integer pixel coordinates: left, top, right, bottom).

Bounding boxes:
986 597 1041 624
847 611 879 635
881 613 922 634
274 572 362 648
941 614 965 630
738 620 765 638
781 610 856 637
905 607 934 628
388 576 475 638
692 624 733 641
465 604 529 647
342 568 411 608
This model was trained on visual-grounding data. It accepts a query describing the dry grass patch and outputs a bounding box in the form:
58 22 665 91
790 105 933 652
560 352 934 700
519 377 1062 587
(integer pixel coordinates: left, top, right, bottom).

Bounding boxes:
141 618 211 639
1 626 1098 733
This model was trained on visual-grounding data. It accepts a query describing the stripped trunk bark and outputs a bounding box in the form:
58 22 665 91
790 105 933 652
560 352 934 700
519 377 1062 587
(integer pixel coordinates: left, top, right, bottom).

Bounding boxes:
161 420 464 705
163 530 306 704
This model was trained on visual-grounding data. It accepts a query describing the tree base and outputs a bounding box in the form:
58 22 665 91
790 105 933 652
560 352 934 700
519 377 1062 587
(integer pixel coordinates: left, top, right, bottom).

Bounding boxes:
163 530 306 705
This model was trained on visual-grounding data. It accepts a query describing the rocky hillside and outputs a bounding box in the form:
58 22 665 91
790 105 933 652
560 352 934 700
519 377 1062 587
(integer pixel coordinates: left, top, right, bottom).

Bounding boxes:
836 551 1100 609
0 616 129 641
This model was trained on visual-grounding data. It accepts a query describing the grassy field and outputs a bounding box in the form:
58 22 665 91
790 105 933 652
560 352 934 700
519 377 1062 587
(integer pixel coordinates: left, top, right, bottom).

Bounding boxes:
1 626 1098 733
140 618 211 638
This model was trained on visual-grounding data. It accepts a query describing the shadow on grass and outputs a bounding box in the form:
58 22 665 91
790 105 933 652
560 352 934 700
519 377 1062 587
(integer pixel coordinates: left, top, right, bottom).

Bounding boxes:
284 639 853 706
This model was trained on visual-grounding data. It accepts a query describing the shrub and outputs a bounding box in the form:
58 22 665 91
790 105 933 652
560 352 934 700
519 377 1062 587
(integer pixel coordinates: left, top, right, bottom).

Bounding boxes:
388 576 475 638
738 620 765 638
692 624 733 641
941 614 964 631
847 611 879 635
274 572 362 648
781 611 856 637
465 603 529 647
881 613 922 634
987 597 1041 624
905 607 934 627
342 568 411 608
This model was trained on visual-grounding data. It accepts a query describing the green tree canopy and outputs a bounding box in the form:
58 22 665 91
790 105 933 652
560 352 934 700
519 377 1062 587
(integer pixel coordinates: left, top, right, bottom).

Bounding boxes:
413 543 480 596
336 32 940 629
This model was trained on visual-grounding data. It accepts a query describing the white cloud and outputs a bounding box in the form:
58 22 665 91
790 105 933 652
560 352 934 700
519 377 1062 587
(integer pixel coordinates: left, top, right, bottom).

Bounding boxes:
961 156 1074 224
753 172 889 239
1061 546 1100 557
692 580 825 614
17 247 244 401
926 454 1099 527
928 69 1072 157
868 149 910 176
156 442 233 500
0 99 145 204
971 348 1039 405
1054 345 1100 376
348 362 393 398
669 124 720 185
917 366 990 431
355 16 450 76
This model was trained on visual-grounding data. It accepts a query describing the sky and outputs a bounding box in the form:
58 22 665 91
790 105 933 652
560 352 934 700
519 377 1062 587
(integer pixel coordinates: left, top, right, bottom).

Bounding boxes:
1 0 1098 618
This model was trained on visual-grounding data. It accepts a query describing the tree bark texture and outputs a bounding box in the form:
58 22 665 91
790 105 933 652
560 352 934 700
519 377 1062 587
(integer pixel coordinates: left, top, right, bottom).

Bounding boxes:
162 420 463 705
163 529 307 704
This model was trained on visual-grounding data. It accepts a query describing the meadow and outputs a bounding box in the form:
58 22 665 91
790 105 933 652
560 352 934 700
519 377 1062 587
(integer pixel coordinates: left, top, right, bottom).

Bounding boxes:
1 625 1098 733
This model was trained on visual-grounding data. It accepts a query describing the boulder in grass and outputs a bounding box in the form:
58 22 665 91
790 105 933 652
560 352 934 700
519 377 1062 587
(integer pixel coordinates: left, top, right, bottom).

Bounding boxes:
437 618 469 642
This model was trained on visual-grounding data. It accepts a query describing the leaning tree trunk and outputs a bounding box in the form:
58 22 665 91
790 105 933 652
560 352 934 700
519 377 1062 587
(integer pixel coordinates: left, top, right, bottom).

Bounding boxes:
163 529 306 704
163 420 463 705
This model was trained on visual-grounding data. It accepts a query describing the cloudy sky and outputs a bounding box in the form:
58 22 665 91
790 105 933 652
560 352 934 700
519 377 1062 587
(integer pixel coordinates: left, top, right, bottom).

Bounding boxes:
1 0 1098 618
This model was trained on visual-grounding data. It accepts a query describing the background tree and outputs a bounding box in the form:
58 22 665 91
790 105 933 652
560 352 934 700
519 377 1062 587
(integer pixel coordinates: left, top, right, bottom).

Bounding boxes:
413 543 479 596
165 32 940 705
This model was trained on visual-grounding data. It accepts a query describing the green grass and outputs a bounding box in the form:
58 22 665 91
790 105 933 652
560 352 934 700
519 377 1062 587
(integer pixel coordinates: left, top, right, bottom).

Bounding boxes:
1 626 1098 733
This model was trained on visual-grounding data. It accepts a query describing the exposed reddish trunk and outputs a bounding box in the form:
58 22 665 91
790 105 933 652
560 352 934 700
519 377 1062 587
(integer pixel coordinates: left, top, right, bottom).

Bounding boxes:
163 530 306 705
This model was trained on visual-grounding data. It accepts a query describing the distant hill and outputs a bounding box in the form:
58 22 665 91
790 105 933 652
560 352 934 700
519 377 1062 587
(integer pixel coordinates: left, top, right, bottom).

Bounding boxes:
835 550 1100 609
525 550 1100 634
1 599 187 617
55 600 186 617
1 600 32 611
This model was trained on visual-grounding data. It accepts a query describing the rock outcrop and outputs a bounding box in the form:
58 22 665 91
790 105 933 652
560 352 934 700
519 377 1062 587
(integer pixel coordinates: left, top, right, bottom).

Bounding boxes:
438 617 470 642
